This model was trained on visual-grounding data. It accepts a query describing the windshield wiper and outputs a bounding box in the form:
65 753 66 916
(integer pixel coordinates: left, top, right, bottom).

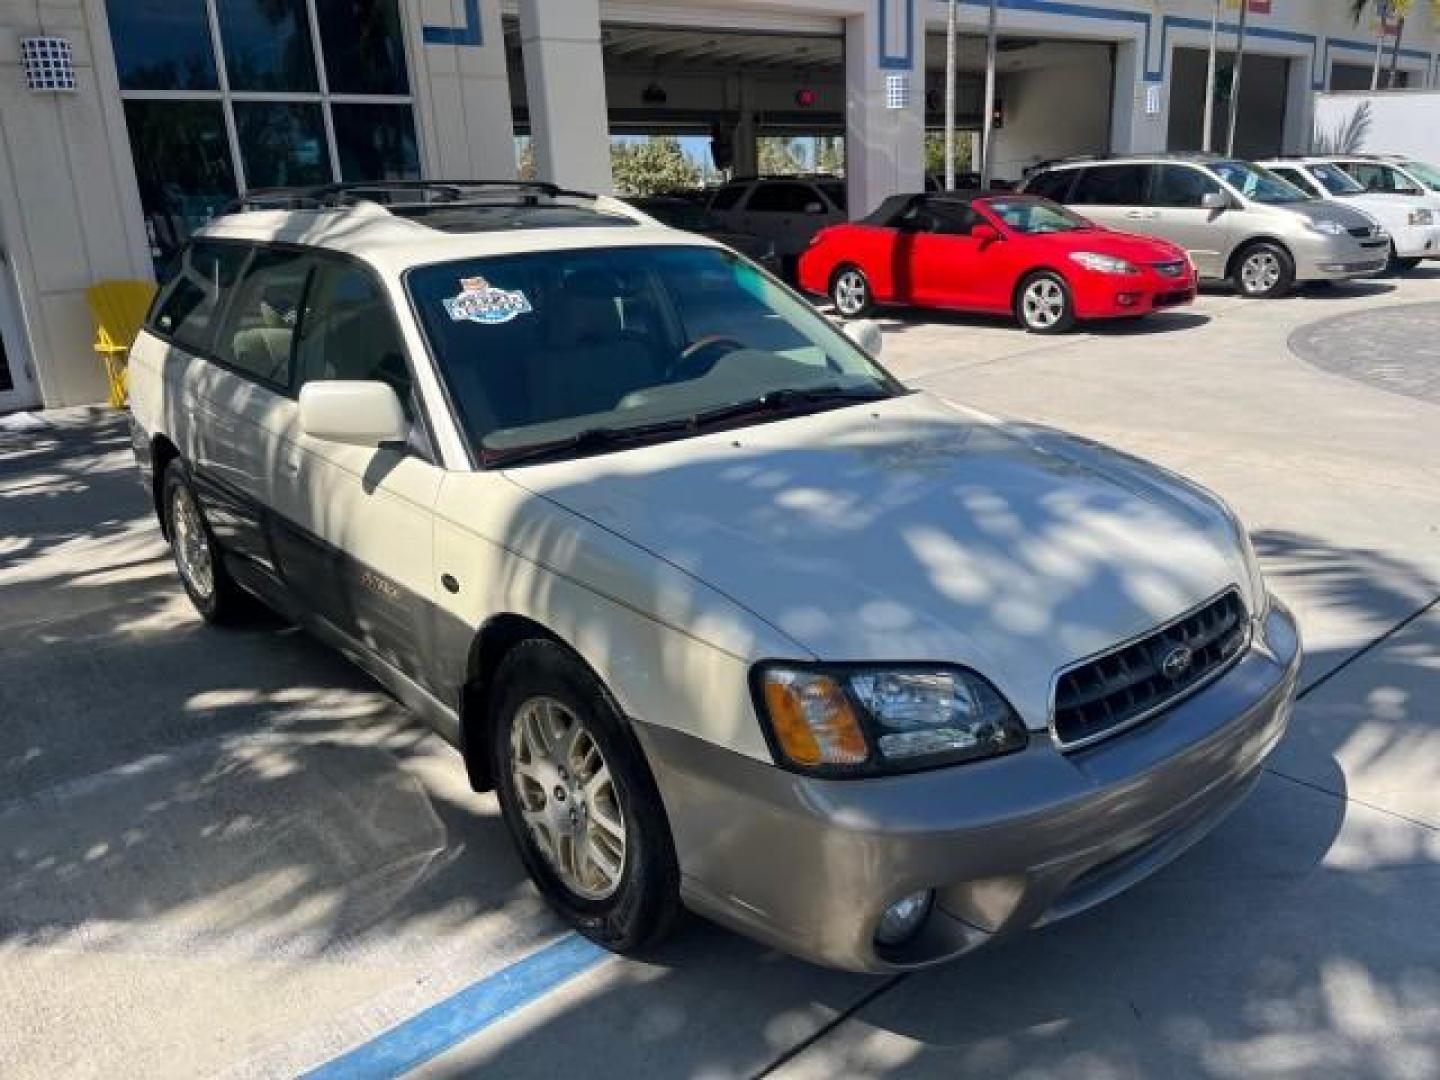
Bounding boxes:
481 385 893 468
686 384 893 428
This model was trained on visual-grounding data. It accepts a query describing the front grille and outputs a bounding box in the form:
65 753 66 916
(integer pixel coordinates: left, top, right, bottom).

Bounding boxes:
1154 290 1192 308
1348 225 1376 239
1052 590 1249 750
1153 260 1187 278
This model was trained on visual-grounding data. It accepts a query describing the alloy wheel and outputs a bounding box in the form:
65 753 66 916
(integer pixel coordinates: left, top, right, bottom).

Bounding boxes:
509 696 627 900
833 270 868 316
171 483 214 600
1022 278 1066 329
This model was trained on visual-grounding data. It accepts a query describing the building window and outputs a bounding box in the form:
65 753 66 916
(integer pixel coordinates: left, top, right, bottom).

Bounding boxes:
107 0 420 264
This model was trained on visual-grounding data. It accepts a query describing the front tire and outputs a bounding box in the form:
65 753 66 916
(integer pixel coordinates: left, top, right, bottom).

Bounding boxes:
1390 246 1422 273
163 460 246 624
830 265 874 318
491 640 681 954
1015 272 1075 334
1232 242 1295 298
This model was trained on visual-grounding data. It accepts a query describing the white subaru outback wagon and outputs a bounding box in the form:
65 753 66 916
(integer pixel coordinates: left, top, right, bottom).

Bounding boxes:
129 181 1301 973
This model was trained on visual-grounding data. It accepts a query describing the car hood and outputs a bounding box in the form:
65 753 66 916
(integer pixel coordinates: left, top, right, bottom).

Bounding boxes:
1035 228 1187 264
1279 199 1377 230
1330 191 1440 220
502 392 1251 729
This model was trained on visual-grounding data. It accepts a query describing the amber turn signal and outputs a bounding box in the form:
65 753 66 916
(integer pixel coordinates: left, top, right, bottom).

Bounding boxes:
762 670 870 767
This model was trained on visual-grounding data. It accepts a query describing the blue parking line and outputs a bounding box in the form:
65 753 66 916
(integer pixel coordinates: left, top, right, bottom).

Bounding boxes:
303 934 611 1079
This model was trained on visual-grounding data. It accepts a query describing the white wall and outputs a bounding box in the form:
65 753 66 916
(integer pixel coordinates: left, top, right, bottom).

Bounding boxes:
987 44 1112 184
0 0 151 408
413 0 517 181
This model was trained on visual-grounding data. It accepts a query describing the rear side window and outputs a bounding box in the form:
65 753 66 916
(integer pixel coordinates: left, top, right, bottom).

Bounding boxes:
1265 166 1318 197
746 182 818 213
1024 169 1077 202
1071 164 1148 206
149 241 250 352
295 259 414 415
1150 164 1223 208
213 248 314 389
709 185 746 211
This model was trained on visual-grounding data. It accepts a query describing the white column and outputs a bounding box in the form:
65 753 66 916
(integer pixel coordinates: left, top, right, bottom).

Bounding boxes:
1109 39 1165 154
845 0 925 218
518 0 611 192
413 0 516 180
1281 55 1314 154
734 75 757 177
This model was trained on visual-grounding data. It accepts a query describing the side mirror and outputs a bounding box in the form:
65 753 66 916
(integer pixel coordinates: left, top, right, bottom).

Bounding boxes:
299 381 408 448
1201 191 1228 211
843 318 883 357
971 223 1002 243
804 201 826 214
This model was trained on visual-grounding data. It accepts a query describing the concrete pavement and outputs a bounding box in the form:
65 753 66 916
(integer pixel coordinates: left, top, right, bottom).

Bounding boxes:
2 273 1439 1078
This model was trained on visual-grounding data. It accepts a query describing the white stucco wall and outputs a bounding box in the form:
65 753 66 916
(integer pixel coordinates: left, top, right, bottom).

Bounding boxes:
0 0 150 408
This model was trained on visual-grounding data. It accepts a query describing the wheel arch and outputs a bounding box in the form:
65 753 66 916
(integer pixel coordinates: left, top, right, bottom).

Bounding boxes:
1010 264 1072 312
150 433 181 539
459 613 631 793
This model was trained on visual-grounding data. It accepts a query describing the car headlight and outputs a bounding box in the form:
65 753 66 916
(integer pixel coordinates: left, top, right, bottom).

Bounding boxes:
1307 218 1348 236
1068 251 1138 275
1218 503 1269 624
754 665 1028 776
1409 209 1433 227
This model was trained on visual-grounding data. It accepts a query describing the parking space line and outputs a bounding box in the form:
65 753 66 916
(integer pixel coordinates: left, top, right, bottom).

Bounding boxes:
301 933 610 1079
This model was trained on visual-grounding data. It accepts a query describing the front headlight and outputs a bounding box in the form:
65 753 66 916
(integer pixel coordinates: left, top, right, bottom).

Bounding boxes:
1409 209 1433 227
1307 218 1348 236
1221 505 1269 624
1068 251 1138 275
754 665 1027 776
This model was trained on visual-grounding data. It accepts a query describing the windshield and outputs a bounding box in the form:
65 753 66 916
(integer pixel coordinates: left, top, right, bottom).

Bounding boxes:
1209 161 1310 204
983 197 1089 234
1308 162 1365 196
407 245 899 461
1400 159 1440 191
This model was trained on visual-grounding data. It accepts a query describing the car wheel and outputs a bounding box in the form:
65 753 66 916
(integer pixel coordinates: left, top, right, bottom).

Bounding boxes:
1233 242 1295 298
1015 272 1075 334
491 639 681 954
1390 247 1422 273
830 266 874 318
163 460 246 624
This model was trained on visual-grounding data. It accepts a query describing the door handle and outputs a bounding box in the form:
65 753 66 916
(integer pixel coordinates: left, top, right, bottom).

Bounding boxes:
1124 210 1146 219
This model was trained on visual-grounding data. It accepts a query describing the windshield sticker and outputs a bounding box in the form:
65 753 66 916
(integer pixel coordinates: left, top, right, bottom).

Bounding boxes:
443 277 533 325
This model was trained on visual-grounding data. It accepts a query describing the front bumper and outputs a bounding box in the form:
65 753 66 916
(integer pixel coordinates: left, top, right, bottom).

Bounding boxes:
1075 271 1198 319
1294 233 1389 280
1391 223 1440 259
638 599 1301 973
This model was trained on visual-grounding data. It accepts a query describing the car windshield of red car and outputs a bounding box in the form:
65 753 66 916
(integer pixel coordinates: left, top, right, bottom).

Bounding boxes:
984 199 1089 235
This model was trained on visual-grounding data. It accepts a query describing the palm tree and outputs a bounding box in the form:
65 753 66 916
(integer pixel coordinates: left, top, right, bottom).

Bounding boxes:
1350 0 1408 90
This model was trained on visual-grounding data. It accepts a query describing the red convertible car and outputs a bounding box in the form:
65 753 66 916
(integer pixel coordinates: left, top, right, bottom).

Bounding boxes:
798 192 1197 333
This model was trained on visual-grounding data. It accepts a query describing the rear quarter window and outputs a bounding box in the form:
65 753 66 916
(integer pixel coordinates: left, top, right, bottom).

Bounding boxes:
149 241 251 354
1024 169 1077 203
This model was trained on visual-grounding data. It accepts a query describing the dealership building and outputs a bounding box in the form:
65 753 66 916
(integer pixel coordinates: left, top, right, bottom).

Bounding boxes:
1 0 1437 411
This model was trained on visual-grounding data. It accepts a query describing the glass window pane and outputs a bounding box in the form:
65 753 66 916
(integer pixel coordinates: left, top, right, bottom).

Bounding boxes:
296 259 413 414
234 102 332 188
332 104 419 182
106 0 218 90
123 101 237 264
151 241 251 353
215 249 314 388
216 0 317 92
314 0 409 95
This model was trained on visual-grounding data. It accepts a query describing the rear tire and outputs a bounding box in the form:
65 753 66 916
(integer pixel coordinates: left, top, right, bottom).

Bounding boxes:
829 265 874 318
1015 272 1076 334
1232 242 1295 298
162 460 247 624
490 640 681 954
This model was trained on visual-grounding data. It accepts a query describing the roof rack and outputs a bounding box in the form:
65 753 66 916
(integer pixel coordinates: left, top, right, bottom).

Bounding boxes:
217 180 603 217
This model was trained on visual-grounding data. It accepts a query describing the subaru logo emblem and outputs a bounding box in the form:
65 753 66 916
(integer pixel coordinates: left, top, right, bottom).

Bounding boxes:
1161 645 1194 681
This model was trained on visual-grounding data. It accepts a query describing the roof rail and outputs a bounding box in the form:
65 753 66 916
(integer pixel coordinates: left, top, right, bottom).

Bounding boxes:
216 180 603 218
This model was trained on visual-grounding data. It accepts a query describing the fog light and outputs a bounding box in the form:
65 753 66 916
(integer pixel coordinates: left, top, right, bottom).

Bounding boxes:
874 890 934 947
1115 292 1139 307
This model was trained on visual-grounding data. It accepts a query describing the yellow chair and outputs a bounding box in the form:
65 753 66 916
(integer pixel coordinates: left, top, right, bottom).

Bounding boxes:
86 279 156 408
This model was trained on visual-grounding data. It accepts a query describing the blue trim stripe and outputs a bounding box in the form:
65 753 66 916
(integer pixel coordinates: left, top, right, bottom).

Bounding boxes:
423 0 483 48
302 935 609 1079
878 0 915 71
